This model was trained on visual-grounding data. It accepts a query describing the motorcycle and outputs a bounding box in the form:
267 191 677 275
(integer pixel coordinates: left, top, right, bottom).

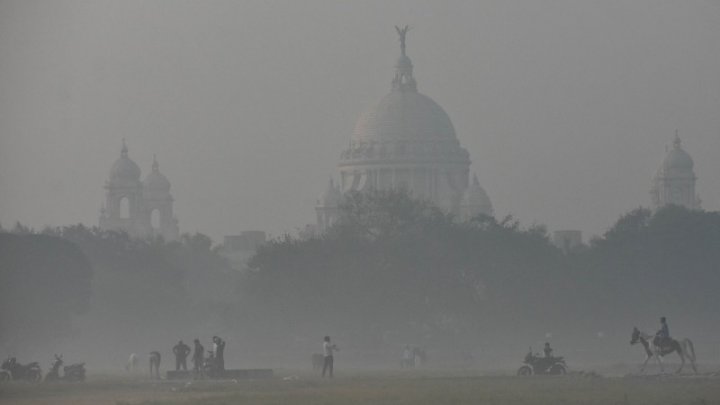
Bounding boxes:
201 351 221 378
1 357 42 382
516 348 567 376
45 354 85 382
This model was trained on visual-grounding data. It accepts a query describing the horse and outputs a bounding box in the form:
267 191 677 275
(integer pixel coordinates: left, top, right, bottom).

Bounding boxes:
149 351 161 379
630 327 697 374
125 353 139 373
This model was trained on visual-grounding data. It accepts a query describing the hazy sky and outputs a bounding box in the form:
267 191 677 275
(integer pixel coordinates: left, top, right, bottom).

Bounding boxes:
1 1 719 241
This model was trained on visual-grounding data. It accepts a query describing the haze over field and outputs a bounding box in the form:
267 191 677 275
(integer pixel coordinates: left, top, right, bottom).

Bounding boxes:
2 1 720 240
4 9 720 405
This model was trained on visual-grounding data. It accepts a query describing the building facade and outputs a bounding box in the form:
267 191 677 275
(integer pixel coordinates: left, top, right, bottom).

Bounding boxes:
316 28 493 232
99 140 179 240
650 133 701 210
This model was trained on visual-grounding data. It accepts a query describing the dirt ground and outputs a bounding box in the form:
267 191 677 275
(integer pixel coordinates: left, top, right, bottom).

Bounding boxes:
2 370 720 405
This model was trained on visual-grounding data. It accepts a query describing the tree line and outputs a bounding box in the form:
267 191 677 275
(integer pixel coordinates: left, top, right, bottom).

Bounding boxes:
1 191 719 360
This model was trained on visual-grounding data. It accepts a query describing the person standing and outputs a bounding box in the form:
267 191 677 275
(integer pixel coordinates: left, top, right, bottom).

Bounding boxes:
149 351 161 379
213 336 226 371
173 340 191 371
322 336 338 378
401 345 412 368
192 339 204 373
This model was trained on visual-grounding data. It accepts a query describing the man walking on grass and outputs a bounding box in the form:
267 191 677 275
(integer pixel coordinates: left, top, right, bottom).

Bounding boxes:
322 335 338 378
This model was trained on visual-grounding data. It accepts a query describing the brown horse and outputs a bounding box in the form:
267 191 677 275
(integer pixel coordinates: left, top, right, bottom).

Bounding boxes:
630 327 697 374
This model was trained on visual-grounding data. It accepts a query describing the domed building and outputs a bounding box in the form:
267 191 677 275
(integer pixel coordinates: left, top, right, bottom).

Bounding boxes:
99 140 179 240
650 132 701 210
316 27 492 231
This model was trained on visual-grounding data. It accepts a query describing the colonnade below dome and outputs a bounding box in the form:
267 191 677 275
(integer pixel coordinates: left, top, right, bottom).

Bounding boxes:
338 164 469 212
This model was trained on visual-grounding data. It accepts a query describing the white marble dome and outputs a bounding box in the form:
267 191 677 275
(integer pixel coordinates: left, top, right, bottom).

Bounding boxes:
333 29 492 218
352 90 457 143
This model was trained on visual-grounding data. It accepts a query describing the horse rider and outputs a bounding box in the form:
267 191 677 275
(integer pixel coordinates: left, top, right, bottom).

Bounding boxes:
192 339 204 373
654 316 671 349
173 340 191 371
543 342 554 358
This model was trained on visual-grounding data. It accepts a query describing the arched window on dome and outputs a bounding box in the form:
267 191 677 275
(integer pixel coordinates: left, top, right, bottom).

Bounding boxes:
151 209 161 230
119 197 130 219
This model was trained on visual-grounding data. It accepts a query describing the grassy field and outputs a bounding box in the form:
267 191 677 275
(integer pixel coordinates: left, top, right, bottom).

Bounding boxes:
2 371 720 405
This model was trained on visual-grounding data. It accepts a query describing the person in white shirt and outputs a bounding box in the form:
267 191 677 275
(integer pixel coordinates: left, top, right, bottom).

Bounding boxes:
322 336 338 378
402 345 412 368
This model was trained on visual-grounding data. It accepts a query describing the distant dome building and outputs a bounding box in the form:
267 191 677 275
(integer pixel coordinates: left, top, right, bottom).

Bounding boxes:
99 140 179 240
316 27 492 231
650 132 701 210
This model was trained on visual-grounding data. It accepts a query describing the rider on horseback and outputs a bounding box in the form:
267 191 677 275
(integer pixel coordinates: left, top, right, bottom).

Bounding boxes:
653 316 671 350
543 342 554 358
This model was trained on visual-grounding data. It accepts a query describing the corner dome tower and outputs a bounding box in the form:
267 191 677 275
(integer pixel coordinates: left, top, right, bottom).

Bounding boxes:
100 143 179 241
650 132 700 210
662 135 694 171
143 155 171 192
337 26 489 216
109 139 141 183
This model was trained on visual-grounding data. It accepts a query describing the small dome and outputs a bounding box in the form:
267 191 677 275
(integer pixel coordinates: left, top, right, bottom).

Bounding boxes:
318 178 342 207
109 141 141 182
663 136 694 170
353 91 457 143
144 156 171 191
462 175 493 216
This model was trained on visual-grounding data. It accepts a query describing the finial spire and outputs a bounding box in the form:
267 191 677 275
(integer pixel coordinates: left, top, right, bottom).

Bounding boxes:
395 25 410 56
674 130 681 149
121 138 128 157
152 154 159 172
392 25 417 92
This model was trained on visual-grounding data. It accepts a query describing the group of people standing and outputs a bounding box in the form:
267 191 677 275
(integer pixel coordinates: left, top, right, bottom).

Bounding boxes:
172 336 226 375
400 345 426 368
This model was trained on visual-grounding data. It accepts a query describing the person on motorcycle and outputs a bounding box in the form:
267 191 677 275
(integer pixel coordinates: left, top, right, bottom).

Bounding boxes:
173 340 191 371
654 316 671 349
543 342 554 358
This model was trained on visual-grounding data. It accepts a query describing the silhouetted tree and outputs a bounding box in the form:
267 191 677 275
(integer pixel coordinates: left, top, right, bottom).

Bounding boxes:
0 233 92 352
241 189 568 352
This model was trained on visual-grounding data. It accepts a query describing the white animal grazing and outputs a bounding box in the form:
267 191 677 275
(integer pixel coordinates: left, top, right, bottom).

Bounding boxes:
126 353 139 372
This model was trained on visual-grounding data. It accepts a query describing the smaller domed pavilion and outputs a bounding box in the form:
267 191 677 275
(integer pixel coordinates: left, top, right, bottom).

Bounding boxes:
650 132 701 210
